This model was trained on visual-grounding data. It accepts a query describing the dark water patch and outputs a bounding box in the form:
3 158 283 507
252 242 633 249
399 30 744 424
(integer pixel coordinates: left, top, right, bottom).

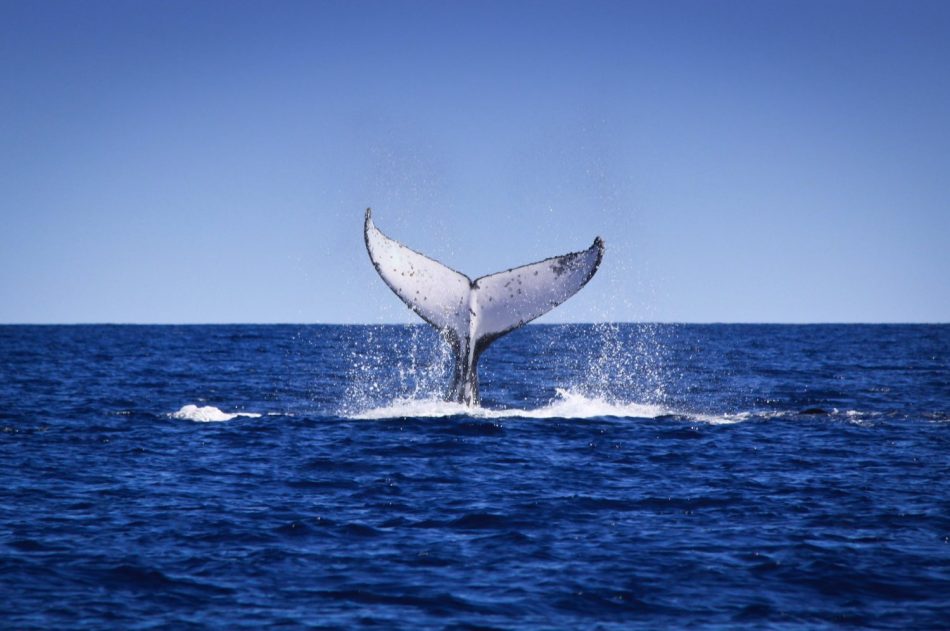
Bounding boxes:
316 587 488 616
654 426 706 439
303 456 364 472
551 582 655 616
8 538 51 552
286 477 361 491
274 520 313 537
340 522 384 538
82 561 235 599
444 623 507 631
446 512 509 530
442 421 505 436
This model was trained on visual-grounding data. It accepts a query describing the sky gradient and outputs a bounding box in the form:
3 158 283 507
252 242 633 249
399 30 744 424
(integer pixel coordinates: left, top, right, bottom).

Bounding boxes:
2 0 948 323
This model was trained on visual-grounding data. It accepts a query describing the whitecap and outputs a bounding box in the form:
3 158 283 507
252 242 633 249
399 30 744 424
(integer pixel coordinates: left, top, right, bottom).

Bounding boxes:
354 388 675 422
348 388 801 425
687 409 793 425
508 388 668 420
170 404 262 423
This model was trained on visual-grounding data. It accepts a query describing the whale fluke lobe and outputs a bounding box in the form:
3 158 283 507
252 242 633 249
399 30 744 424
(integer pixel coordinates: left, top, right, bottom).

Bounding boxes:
364 208 604 406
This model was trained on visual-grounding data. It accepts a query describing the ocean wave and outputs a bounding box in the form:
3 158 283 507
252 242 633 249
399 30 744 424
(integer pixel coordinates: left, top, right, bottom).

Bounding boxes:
169 404 262 422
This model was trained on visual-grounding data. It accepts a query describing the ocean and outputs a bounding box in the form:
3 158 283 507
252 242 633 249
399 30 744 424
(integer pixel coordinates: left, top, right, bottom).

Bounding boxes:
1 323 947 629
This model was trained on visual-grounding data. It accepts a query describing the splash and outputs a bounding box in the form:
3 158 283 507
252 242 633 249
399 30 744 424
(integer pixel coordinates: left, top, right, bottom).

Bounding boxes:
341 325 452 416
581 322 671 405
340 323 677 419
351 388 663 420
349 388 749 423
170 405 262 422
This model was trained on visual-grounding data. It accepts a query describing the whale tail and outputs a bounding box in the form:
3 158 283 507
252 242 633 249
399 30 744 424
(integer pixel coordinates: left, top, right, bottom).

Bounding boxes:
364 208 604 405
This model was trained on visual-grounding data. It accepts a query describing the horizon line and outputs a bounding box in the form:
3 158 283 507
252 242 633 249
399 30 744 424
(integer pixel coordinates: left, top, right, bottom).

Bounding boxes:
0 321 946 326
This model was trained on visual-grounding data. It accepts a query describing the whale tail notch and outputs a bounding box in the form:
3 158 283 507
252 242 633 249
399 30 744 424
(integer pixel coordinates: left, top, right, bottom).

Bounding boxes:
364 208 604 405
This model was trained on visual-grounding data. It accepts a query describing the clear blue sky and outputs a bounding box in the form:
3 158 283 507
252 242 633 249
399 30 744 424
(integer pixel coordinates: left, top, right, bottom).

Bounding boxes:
2 0 947 323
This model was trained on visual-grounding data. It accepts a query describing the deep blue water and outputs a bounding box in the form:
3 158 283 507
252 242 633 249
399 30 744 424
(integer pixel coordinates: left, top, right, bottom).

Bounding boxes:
1 323 948 629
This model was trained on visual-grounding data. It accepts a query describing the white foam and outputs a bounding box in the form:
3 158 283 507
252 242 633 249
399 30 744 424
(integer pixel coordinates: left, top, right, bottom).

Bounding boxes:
170 404 262 423
842 409 880 425
349 388 793 425
354 388 671 421
513 389 668 420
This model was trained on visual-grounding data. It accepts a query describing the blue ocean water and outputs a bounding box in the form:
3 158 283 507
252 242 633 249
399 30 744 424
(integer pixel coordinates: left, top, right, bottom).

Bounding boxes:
1 323 948 629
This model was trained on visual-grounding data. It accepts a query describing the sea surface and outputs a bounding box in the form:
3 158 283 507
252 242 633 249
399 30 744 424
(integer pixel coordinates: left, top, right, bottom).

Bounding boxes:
1 323 948 629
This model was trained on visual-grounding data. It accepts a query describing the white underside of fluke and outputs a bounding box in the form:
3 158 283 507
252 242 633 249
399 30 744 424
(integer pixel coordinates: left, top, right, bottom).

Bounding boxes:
364 208 604 405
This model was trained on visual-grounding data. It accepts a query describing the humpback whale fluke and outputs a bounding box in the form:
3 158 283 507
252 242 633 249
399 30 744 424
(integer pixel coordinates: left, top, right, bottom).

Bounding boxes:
364 208 604 406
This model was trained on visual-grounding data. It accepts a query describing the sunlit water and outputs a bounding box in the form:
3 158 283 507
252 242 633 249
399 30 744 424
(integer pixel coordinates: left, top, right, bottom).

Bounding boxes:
1 324 948 628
